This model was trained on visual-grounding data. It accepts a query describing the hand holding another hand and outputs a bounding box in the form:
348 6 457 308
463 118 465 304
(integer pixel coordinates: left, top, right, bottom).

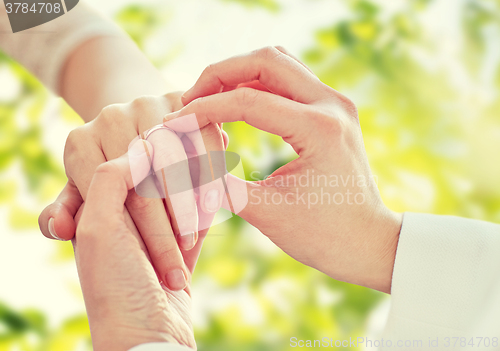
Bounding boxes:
39 92 227 291
75 139 195 351
165 46 403 293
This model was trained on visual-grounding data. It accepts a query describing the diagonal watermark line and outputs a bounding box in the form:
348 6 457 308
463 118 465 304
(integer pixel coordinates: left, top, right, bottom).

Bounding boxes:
61 0 68 13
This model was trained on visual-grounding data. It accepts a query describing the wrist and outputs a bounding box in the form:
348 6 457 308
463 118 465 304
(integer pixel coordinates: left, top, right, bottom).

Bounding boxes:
361 207 403 293
318 204 402 294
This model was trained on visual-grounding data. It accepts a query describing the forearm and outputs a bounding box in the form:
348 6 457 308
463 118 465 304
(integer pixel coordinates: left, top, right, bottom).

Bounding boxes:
60 35 171 122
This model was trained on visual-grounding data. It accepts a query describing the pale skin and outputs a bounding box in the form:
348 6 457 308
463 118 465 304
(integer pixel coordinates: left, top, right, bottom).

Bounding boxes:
166 46 403 294
74 139 195 351
38 35 228 290
44 45 404 348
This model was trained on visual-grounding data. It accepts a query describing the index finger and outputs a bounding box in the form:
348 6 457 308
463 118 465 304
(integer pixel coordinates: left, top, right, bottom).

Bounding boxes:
181 46 327 105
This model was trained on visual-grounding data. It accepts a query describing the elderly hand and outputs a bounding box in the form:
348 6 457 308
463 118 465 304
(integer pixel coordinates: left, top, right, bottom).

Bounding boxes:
75 139 195 351
39 92 227 290
164 47 403 294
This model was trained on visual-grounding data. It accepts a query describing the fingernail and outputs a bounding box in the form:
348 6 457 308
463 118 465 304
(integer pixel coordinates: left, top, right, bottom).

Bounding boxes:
182 87 194 100
48 218 63 241
180 232 197 251
163 111 179 125
160 281 171 293
165 269 187 291
205 189 220 213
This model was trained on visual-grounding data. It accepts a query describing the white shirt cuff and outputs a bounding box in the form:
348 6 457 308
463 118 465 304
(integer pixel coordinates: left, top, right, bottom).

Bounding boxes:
383 212 500 345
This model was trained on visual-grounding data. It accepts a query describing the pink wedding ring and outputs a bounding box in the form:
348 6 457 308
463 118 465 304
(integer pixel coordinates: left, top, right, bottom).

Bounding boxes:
141 124 176 140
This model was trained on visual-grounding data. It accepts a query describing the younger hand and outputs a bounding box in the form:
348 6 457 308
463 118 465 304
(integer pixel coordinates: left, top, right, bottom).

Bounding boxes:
166 47 403 293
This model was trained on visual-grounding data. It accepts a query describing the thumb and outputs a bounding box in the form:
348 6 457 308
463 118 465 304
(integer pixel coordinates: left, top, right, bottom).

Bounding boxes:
38 180 83 241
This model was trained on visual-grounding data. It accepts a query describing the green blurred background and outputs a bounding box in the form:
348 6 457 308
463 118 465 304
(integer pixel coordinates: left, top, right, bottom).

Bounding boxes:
1 0 500 350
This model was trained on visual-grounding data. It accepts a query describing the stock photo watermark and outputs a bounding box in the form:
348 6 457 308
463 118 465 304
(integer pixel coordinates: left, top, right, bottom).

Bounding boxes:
129 114 248 234
249 170 378 209
290 336 499 348
129 113 379 234
4 0 79 33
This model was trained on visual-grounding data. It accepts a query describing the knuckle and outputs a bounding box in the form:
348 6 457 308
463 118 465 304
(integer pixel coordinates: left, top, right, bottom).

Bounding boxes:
325 89 359 121
200 123 222 145
202 63 217 78
65 127 86 149
131 96 155 109
274 45 287 53
341 96 359 120
75 221 98 241
164 91 184 110
154 144 184 167
76 217 123 243
64 126 91 167
155 244 180 263
193 95 207 110
126 192 153 212
236 87 260 108
94 161 121 180
256 46 281 60
309 109 343 136
96 103 124 127
200 122 219 137
192 96 215 123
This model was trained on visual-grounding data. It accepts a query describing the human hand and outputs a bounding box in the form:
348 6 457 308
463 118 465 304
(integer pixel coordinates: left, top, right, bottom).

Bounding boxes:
75 139 195 351
164 47 403 293
39 92 227 290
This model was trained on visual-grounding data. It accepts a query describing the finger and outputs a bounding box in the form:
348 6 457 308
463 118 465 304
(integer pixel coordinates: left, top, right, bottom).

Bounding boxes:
181 197 220 274
146 127 199 251
165 91 185 110
97 99 193 290
181 46 325 105
64 126 109 200
126 182 189 291
224 43 319 95
99 98 194 248
222 129 229 150
125 137 190 291
237 80 272 92
181 213 209 274
220 80 272 95
83 140 153 225
185 123 226 215
217 174 280 229
101 127 191 291
189 45 315 98
175 133 211 273
274 45 315 74
165 89 316 154
66 130 151 256
179 123 225 272
39 180 82 241
217 123 229 150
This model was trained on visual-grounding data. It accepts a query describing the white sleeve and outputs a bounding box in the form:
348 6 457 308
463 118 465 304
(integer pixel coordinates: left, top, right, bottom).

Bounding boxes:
381 212 500 350
128 343 193 351
0 2 123 95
